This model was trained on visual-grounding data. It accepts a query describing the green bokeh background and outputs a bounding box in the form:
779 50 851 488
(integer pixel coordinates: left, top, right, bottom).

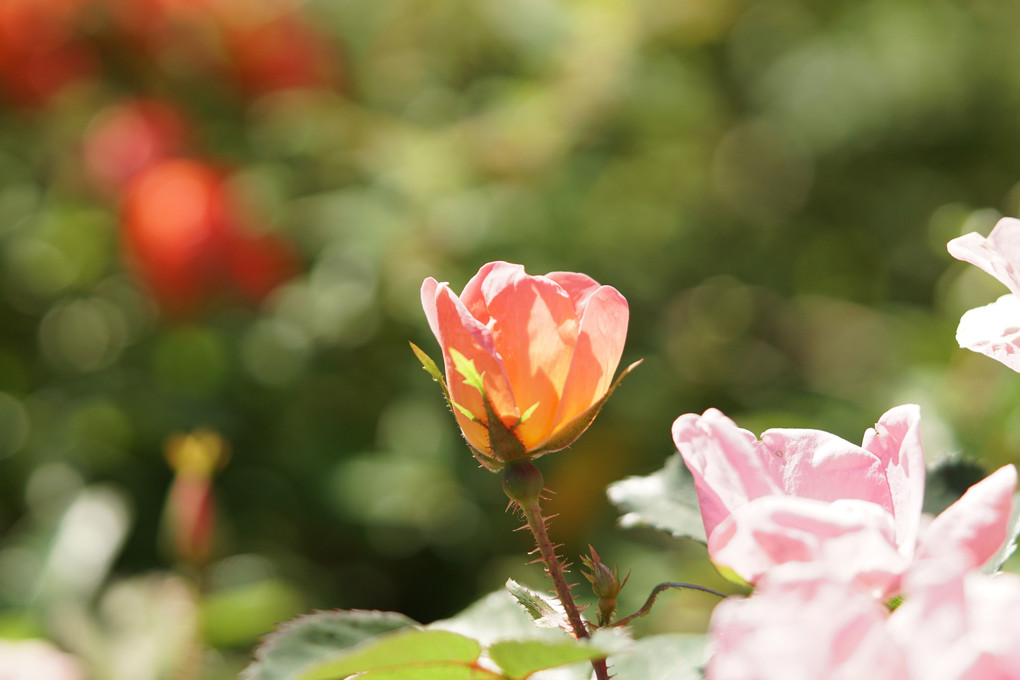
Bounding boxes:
4 0 1020 676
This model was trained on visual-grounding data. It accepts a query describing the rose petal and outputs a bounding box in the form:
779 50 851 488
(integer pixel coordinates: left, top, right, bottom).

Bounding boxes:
545 271 602 317
458 261 515 326
709 496 906 596
756 428 892 511
956 294 1020 373
708 571 905 680
546 284 628 441
892 561 1020 680
673 409 780 539
424 280 519 452
948 217 1020 298
480 266 580 449
916 464 1017 572
861 404 926 552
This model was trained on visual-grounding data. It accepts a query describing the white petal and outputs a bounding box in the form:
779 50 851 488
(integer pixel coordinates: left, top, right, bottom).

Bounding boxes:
956 294 1020 373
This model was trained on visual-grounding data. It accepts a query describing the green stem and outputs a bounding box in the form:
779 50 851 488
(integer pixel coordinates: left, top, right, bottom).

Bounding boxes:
612 581 726 628
518 499 590 640
505 462 609 680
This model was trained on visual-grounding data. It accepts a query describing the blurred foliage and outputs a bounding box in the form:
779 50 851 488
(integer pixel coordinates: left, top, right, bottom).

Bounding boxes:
4 0 1020 676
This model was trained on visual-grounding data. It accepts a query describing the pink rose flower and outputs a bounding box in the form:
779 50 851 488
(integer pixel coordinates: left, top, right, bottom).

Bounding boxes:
890 558 1020 679
421 262 628 467
707 567 907 680
709 559 1020 679
673 404 1016 596
0 639 83 680
948 217 1020 372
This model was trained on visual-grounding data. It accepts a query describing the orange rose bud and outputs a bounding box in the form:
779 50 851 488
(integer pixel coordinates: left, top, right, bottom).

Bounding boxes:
418 262 632 469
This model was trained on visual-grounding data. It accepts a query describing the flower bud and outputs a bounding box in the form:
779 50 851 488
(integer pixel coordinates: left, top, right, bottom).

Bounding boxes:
581 546 629 627
419 262 631 469
163 429 229 568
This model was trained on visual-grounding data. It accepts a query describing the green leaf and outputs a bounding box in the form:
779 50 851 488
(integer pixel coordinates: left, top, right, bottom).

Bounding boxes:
607 453 707 544
242 610 418 680
607 634 706 680
355 665 501 679
985 491 1020 573
504 579 570 632
429 590 573 645
489 639 606 679
297 629 482 680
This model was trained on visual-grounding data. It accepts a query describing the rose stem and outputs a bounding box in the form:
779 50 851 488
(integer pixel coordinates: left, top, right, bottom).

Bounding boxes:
504 461 610 680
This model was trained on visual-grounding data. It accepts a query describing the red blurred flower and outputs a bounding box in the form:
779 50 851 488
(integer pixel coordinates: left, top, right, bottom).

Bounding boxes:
221 13 339 96
102 0 341 98
83 98 192 195
0 0 95 107
121 158 298 316
227 230 299 305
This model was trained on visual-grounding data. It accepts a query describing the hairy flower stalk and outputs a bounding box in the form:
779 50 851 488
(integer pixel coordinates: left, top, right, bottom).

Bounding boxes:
503 461 610 680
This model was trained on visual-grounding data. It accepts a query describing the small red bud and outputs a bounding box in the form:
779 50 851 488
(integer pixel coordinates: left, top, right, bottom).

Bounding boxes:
163 429 229 568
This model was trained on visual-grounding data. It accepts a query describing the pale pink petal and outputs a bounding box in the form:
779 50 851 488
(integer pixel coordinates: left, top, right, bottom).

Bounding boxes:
861 404 926 552
545 271 602 317
948 218 1020 298
956 294 1020 373
480 266 580 450
916 464 1017 571
892 560 1020 680
0 640 84 680
888 560 971 680
546 284 628 440
755 428 892 511
708 496 906 596
708 572 905 680
427 282 519 452
673 409 781 539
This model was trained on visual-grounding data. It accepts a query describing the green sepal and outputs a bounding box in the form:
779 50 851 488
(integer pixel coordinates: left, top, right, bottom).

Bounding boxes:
532 359 643 455
409 342 452 406
448 348 486 397
711 562 751 589
447 348 526 462
410 342 512 471
481 392 527 464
